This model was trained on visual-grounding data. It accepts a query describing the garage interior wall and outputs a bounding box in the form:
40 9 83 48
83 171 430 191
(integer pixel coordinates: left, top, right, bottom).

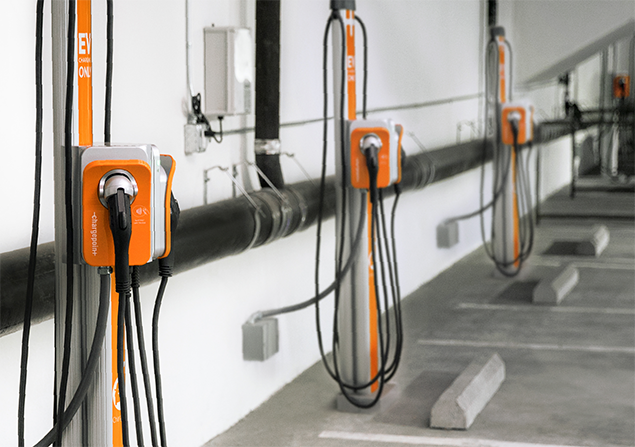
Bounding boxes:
0 1 632 445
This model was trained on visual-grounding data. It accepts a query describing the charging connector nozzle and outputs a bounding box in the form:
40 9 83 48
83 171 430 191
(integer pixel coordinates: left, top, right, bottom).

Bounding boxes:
105 175 135 294
507 111 521 139
360 133 381 167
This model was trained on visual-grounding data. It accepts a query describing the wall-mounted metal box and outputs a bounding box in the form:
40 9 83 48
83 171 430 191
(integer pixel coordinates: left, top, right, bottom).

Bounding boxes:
204 26 252 117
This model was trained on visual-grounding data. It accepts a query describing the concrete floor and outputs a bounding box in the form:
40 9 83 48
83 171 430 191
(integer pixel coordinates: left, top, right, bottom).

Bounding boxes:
205 186 635 447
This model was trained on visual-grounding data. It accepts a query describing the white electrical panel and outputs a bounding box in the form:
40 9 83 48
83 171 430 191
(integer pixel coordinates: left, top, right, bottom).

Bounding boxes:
204 26 253 117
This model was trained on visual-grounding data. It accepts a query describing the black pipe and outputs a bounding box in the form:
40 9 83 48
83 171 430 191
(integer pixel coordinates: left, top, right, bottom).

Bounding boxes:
487 0 497 27
254 0 285 189
0 124 574 337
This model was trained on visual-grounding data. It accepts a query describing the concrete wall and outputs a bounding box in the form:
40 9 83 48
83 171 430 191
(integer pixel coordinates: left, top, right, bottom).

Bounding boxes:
1 0 619 445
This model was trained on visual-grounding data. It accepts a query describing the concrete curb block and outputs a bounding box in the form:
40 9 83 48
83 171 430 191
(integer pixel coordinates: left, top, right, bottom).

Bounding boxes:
576 225 610 257
430 352 505 430
533 264 579 305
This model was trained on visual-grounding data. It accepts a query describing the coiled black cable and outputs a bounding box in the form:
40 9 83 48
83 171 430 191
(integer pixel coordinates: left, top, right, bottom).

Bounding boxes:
18 2 44 445
314 10 403 408
479 33 534 277
331 155 387 408
314 10 337 378
377 187 403 381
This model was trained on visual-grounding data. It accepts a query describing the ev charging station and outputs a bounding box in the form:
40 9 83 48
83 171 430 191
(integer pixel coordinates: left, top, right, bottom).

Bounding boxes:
37 2 177 445
486 26 534 276
328 0 404 408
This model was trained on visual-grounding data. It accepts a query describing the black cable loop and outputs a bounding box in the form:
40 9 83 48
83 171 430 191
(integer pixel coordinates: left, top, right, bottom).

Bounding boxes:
18 1 44 444
314 9 406 407
56 2 77 444
105 0 113 143
314 12 336 381
377 189 402 378
124 292 144 446
384 186 403 381
132 267 160 447
34 272 112 447
315 11 383 394
153 277 170 447
333 168 386 408
118 291 131 447
354 15 368 120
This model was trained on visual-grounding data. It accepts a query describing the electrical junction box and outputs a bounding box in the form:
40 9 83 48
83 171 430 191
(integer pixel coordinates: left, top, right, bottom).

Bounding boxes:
80 145 175 267
501 101 534 146
204 26 252 117
436 221 459 249
184 123 208 154
348 119 403 189
242 318 278 361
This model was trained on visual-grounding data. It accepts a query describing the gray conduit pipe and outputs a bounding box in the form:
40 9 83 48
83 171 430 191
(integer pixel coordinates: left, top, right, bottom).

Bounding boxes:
0 122 577 336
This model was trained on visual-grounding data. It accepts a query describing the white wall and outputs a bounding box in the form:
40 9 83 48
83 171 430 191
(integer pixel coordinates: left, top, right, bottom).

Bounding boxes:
510 0 635 85
0 1 603 445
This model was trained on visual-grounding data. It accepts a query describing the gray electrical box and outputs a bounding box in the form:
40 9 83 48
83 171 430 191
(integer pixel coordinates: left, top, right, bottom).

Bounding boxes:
204 26 252 117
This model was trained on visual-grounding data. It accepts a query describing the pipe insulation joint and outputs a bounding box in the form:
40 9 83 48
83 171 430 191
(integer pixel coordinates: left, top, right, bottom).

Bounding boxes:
489 26 505 39
255 139 282 155
330 0 356 11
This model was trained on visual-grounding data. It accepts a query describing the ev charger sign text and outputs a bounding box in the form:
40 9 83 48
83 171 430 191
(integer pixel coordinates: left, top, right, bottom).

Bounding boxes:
78 32 92 78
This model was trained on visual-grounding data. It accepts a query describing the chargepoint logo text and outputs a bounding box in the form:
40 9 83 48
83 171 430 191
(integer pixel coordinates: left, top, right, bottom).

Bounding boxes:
91 212 98 256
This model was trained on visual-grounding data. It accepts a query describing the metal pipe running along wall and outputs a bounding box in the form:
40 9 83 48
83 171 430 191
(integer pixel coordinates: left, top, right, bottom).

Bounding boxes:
0 122 574 336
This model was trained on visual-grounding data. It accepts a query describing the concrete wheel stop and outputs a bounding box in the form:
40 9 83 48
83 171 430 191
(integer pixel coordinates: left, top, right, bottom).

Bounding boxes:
430 352 505 430
545 225 610 257
577 225 610 257
533 264 579 305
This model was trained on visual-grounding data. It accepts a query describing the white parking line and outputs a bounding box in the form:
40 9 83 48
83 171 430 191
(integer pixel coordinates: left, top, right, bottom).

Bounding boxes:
318 430 614 447
456 303 635 315
416 339 635 354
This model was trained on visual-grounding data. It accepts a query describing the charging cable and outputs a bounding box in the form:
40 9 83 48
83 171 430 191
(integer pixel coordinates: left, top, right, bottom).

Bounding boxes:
105 174 135 446
153 193 180 447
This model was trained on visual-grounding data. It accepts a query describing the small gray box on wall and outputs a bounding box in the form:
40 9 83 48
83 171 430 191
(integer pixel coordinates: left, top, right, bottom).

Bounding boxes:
204 26 252 117
242 318 279 361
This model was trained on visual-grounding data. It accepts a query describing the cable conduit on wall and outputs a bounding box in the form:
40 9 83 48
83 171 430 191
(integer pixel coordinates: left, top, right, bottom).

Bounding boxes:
0 122 575 336
223 93 484 136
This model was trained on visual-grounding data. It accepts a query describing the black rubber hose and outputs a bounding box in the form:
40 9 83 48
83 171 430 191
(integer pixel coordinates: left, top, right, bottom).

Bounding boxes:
488 0 497 27
255 0 284 189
